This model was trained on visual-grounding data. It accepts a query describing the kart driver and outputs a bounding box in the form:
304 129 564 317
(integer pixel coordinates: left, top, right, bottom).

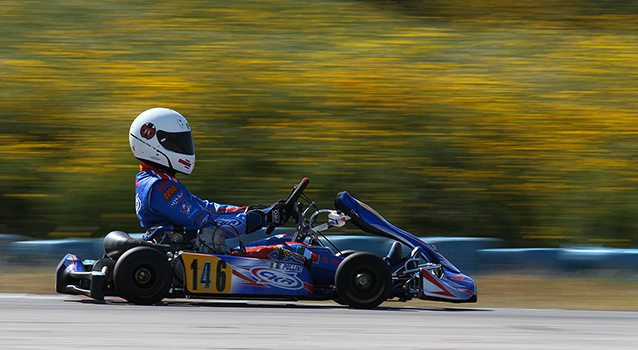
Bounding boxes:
129 107 287 251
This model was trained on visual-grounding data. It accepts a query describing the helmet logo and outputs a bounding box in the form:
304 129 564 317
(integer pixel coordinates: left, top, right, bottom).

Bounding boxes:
140 123 156 139
178 158 191 168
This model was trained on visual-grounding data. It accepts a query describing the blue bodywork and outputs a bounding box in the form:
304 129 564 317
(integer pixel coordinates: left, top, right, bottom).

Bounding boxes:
56 189 476 304
335 191 476 302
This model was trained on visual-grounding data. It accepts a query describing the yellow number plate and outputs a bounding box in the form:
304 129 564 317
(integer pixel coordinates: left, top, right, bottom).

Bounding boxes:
180 253 232 294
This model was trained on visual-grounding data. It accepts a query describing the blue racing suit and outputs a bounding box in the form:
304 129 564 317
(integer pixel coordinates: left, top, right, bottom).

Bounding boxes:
135 163 263 236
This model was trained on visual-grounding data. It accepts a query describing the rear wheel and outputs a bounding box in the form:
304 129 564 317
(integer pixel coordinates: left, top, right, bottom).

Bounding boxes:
335 252 391 309
113 246 171 305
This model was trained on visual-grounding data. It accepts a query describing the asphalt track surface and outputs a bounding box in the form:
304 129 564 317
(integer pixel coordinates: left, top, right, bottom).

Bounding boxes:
1 294 637 349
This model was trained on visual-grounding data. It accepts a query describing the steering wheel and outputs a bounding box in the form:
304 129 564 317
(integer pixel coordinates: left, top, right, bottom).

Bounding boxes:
265 177 310 235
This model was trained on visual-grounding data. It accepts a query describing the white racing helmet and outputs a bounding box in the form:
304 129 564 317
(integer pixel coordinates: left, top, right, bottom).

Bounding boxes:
129 108 195 175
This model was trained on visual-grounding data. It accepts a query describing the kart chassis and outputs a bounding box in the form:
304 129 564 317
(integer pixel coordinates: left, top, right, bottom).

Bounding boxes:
56 178 476 308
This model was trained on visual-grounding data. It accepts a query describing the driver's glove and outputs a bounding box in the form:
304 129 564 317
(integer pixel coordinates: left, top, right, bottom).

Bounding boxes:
263 200 288 226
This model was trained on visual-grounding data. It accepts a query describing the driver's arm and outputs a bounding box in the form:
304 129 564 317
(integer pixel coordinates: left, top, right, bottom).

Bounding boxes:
148 180 216 227
191 193 248 214
149 179 265 234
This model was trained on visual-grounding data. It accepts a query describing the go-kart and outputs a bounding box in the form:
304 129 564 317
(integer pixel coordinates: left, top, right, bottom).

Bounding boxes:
56 178 476 309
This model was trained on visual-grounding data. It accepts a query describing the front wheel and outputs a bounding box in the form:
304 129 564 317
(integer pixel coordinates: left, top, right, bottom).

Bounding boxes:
113 246 172 305
335 249 357 258
335 252 391 309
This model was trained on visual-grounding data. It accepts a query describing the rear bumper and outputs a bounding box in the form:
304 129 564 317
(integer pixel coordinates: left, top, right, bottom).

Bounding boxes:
56 254 107 300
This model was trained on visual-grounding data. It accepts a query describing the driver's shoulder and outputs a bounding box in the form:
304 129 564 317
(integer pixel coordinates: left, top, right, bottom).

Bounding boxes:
148 178 188 204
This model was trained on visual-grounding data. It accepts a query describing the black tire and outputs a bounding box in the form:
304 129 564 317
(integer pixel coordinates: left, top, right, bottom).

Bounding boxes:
335 252 391 309
333 298 347 306
92 257 116 284
113 246 171 305
335 249 357 258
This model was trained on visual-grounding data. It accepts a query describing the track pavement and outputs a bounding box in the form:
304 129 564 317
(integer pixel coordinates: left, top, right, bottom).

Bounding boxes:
1 294 637 349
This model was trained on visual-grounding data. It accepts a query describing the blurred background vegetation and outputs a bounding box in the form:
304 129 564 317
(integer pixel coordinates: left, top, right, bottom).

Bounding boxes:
0 0 636 247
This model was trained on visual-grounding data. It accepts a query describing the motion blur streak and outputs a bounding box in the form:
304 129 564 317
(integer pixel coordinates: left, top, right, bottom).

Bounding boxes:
0 0 637 248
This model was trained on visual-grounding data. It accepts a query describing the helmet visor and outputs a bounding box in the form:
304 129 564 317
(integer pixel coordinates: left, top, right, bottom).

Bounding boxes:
157 130 195 155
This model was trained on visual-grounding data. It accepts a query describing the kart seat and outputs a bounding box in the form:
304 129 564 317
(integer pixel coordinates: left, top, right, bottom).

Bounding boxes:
383 241 403 267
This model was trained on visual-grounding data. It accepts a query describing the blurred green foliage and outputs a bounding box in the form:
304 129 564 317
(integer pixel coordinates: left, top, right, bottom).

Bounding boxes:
0 0 637 247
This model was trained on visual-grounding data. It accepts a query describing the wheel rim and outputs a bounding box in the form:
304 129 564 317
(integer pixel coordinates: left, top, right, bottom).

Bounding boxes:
335 252 391 309
352 269 376 293
133 265 155 288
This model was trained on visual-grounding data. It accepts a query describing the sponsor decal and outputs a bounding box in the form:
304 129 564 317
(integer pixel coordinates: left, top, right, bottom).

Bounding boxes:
271 210 280 224
295 246 319 263
170 192 184 208
269 262 304 273
162 184 179 201
265 245 306 264
214 218 243 227
178 158 191 168
193 212 210 226
181 201 191 214
177 117 188 130
140 122 156 140
156 181 169 192
233 265 313 293
251 268 303 290
135 194 142 214
313 256 340 265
